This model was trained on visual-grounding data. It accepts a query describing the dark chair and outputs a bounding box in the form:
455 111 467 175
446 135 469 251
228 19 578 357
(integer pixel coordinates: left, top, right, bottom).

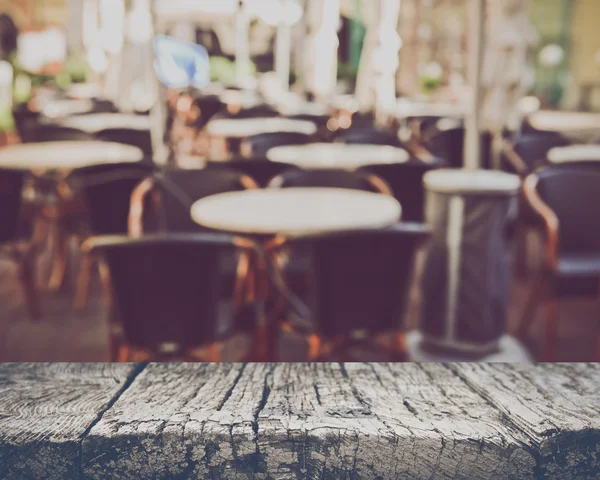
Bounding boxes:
335 126 401 147
217 104 279 120
95 128 153 158
519 164 600 360
240 131 312 158
0 168 44 319
12 104 41 141
129 167 258 235
501 131 571 176
502 132 572 276
267 224 429 360
358 160 439 222
20 124 95 143
67 162 157 311
85 233 258 361
285 113 329 129
205 157 301 187
190 94 224 129
425 126 492 169
268 168 393 195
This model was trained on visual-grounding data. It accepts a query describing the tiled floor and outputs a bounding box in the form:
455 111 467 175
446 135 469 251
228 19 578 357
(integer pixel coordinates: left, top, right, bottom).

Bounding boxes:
0 232 597 362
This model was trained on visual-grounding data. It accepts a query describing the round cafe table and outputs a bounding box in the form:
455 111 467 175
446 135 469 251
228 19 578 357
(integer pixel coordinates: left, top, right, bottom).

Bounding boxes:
527 111 600 142
49 113 150 133
191 187 401 236
266 143 411 170
206 117 318 138
0 141 144 172
547 144 600 163
0 141 144 292
191 188 401 360
41 99 95 119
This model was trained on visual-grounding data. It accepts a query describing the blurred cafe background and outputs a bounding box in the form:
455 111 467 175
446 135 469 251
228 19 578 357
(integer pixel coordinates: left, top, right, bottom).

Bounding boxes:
0 0 600 362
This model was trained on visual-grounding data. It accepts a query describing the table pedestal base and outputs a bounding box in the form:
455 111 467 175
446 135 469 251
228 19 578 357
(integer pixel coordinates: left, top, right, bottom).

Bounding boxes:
406 331 533 362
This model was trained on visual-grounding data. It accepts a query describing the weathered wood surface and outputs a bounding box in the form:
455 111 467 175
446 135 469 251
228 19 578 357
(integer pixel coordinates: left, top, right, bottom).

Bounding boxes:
0 363 141 479
1 363 599 479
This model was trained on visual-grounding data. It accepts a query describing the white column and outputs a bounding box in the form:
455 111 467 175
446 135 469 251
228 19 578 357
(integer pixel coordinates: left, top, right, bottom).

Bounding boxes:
235 0 252 87
463 0 485 170
0 61 13 111
303 0 340 101
148 0 169 165
275 23 292 92
355 0 401 124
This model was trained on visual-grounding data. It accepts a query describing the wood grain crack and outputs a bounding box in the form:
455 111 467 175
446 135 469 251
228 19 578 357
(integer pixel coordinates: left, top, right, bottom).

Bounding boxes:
76 363 146 479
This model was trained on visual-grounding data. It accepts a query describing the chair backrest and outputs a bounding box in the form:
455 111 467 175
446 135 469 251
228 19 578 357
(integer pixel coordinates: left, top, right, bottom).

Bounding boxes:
70 162 156 235
335 126 401 147
20 124 95 143
507 131 570 173
287 224 429 337
426 127 492 169
534 164 600 255
152 168 252 232
268 168 389 194
241 131 312 157
0 168 26 244
95 128 153 157
91 233 238 350
358 161 438 222
205 157 300 187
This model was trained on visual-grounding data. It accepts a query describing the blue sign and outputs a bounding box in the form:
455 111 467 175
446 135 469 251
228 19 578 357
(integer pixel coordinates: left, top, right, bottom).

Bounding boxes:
153 35 210 89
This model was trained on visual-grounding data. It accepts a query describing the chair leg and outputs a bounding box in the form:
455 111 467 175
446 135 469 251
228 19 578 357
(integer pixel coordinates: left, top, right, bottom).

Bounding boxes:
48 223 70 292
74 253 95 312
207 343 222 362
392 331 407 361
307 334 321 360
116 345 130 362
543 299 559 362
514 228 529 278
517 277 546 339
18 257 41 320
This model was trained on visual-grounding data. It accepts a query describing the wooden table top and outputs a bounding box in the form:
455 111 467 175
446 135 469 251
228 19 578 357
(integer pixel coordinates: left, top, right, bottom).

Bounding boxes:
1 363 598 479
0 141 144 171
266 143 411 169
190 187 401 236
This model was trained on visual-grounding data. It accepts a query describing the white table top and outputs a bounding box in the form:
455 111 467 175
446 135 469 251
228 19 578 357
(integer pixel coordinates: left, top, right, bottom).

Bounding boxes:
191 188 401 236
547 144 600 163
267 143 411 169
66 83 102 99
206 117 317 138
0 141 144 171
396 100 468 119
528 111 600 133
41 99 95 119
424 169 521 195
51 113 151 133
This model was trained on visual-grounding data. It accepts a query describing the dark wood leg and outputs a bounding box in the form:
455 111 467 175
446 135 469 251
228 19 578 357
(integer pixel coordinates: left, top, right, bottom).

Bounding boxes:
47 222 70 292
74 253 95 312
18 256 41 321
517 277 547 339
515 227 529 278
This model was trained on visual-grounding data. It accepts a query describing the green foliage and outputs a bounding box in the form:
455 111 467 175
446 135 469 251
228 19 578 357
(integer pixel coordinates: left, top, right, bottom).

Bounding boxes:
0 107 15 132
419 76 442 95
209 56 256 84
